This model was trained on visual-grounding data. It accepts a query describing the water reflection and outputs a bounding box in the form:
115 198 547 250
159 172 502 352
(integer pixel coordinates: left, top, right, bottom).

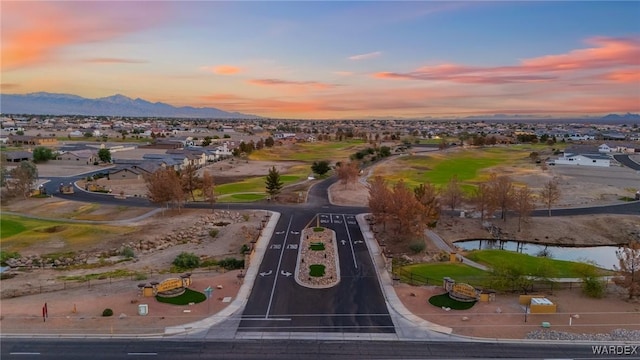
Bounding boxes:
453 239 623 270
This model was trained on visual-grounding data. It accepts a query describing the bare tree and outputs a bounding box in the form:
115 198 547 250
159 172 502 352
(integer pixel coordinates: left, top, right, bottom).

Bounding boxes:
513 185 535 232
388 180 425 240
335 161 359 189
487 173 514 221
8 161 38 198
539 178 561 216
144 167 184 211
368 176 393 232
201 170 216 212
414 182 440 228
441 175 464 215
180 164 201 202
614 240 640 300
470 182 491 226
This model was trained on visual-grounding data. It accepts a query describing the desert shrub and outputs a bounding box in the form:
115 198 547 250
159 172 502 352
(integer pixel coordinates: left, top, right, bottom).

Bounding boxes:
120 247 135 258
409 240 426 254
209 229 219 238
242 214 250 222
214 221 230 227
102 308 114 317
240 244 250 254
172 252 200 269
217 257 244 270
133 272 147 281
582 277 606 298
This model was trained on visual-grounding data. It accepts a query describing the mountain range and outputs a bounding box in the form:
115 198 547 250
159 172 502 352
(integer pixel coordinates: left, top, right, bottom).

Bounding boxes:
0 92 258 119
1 92 638 122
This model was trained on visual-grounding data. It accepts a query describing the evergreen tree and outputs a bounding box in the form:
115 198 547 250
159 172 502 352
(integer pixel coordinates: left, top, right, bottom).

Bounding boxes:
311 160 331 176
265 166 283 199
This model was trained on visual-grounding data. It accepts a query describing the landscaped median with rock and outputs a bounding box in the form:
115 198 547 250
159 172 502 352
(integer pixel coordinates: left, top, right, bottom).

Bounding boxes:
295 226 340 288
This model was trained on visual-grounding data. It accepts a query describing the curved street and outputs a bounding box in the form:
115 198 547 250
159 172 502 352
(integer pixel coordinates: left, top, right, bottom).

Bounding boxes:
3 171 639 358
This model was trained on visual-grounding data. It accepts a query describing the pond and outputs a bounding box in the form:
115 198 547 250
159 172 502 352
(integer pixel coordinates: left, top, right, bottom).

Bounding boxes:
453 239 624 270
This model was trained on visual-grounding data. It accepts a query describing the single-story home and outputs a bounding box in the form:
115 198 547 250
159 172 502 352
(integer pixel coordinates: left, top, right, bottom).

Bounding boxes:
3 151 33 163
555 153 610 167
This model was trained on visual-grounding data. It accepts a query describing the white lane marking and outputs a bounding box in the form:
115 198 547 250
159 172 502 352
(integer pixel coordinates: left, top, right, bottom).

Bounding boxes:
265 216 293 319
342 214 358 269
10 353 41 355
259 270 272 277
127 353 157 356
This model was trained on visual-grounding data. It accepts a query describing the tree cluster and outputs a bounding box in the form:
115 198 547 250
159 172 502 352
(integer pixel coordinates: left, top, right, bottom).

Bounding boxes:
368 176 440 247
144 166 216 211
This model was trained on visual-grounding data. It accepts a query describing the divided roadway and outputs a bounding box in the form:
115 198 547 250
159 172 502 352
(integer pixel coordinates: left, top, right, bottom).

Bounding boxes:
238 211 394 334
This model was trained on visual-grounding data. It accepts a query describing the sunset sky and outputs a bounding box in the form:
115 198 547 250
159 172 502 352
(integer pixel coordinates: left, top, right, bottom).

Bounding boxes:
1 1 639 119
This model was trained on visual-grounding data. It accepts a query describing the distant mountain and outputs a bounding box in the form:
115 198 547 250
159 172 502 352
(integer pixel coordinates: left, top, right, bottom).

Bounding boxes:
600 113 640 122
0 92 258 119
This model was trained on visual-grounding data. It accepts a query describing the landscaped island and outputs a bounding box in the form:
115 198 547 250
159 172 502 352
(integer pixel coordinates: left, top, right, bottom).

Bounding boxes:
295 227 339 288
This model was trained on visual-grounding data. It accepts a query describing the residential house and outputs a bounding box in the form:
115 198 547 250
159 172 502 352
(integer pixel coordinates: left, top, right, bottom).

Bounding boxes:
598 144 612 153
56 150 99 165
7 134 58 146
555 153 610 167
3 151 33 163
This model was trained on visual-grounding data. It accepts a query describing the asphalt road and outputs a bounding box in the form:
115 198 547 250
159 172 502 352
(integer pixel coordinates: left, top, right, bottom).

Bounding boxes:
614 154 640 171
4 338 635 359
238 211 394 333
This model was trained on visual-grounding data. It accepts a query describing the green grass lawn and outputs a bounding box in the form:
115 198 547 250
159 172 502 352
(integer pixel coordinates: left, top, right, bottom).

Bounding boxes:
0 218 27 238
428 293 477 310
309 242 325 251
215 170 307 197
225 193 266 202
398 249 607 287
374 146 556 190
155 288 206 305
399 263 489 286
0 214 133 253
249 140 367 162
464 249 609 278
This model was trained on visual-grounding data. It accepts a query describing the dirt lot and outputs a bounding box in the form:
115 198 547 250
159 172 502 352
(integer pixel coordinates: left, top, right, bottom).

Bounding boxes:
2 154 639 338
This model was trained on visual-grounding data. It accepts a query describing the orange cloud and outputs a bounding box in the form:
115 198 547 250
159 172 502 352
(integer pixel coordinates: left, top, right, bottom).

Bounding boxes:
83 58 148 64
522 37 640 70
200 94 244 101
249 79 335 91
1 2 170 70
373 37 640 85
213 65 242 75
1 83 20 91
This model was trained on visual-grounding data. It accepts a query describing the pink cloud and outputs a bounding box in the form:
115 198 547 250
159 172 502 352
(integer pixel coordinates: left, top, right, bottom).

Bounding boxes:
83 58 148 64
248 78 335 91
522 37 640 70
373 37 640 85
599 69 640 83
1 2 171 70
